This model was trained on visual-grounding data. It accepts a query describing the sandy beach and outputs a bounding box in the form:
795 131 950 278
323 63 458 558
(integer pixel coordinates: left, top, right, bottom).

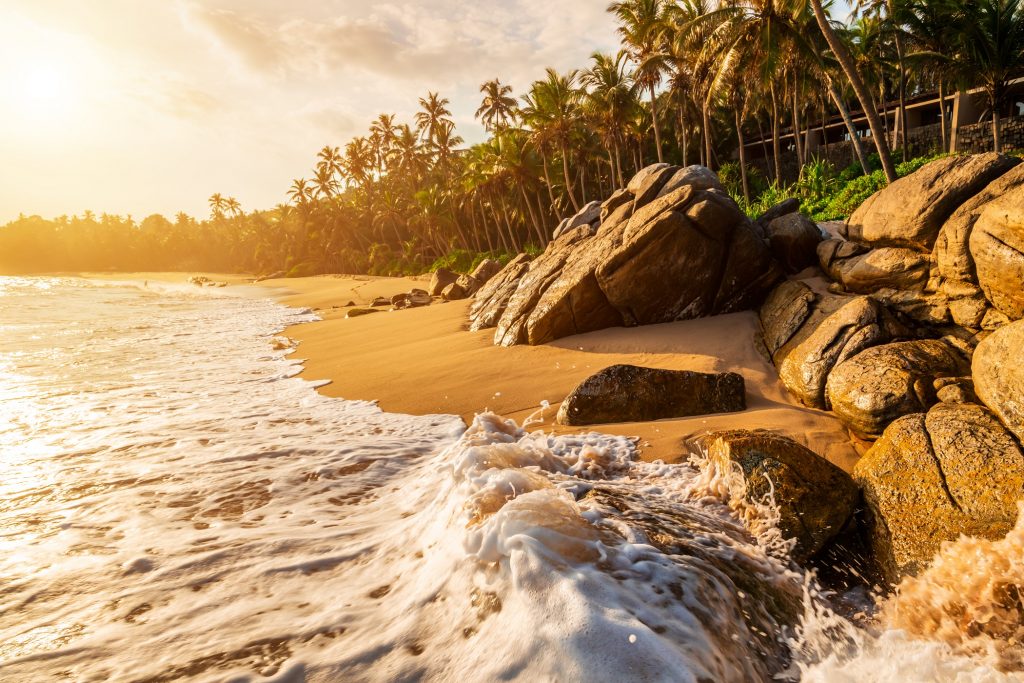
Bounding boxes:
248 273 860 471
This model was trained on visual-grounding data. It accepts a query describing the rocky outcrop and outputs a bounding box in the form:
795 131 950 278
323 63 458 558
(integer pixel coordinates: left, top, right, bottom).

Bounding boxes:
552 201 601 240
428 268 459 297
468 254 532 332
854 402 1024 583
766 290 904 409
846 153 1019 251
470 258 503 286
825 339 970 439
821 244 931 293
472 165 783 346
766 212 822 273
556 364 745 426
973 319 1024 443
969 183 1024 320
656 165 724 198
703 430 860 562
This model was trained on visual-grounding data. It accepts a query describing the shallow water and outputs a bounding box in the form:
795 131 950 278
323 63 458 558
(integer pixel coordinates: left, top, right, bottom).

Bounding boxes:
0 276 1018 681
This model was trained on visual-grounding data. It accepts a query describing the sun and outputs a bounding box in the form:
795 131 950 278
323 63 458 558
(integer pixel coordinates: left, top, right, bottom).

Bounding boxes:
22 64 68 104
9 61 77 121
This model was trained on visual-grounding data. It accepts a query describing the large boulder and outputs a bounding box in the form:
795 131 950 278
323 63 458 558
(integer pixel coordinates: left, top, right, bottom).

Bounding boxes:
656 165 724 199
553 201 602 240
702 430 860 562
632 165 679 210
626 163 670 194
428 268 459 297
754 198 801 233
469 254 532 332
970 183 1024 320
766 212 823 273
973 319 1024 443
599 188 634 223
854 402 1024 584
469 258 503 286
931 162 1024 301
441 274 480 301
825 339 970 439
773 294 902 409
846 153 1019 251
490 173 783 346
822 246 931 293
556 364 745 426
758 280 817 357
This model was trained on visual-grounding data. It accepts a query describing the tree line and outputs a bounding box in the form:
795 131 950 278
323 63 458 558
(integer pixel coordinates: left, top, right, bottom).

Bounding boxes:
2 0 1022 277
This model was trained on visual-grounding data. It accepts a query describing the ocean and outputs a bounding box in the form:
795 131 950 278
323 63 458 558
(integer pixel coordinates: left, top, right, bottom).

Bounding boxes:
0 276 1018 682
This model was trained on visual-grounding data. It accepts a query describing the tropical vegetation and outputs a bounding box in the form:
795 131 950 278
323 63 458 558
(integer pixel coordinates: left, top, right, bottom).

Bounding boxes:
2 0 1022 276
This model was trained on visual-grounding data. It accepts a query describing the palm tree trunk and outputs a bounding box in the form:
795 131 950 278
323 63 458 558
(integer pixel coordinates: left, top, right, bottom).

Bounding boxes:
828 81 868 175
532 190 549 246
559 142 580 213
649 83 664 163
496 194 521 252
791 72 804 169
614 140 625 187
478 198 496 252
810 0 897 183
486 194 511 253
889 0 908 162
735 105 751 205
702 101 713 170
539 147 558 212
519 183 546 246
757 114 771 177
770 84 783 183
992 101 1002 153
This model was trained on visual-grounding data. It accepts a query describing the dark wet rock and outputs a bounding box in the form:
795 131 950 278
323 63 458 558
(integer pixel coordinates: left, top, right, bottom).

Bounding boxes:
469 254 531 332
702 430 860 562
846 153 1019 251
931 162 1024 302
970 183 1024 320
754 198 801 232
766 212 823 273
758 280 817 357
775 294 903 409
370 296 391 307
973 319 1024 443
428 268 459 297
556 364 745 426
391 289 431 309
854 402 1024 584
346 308 381 318
825 339 970 439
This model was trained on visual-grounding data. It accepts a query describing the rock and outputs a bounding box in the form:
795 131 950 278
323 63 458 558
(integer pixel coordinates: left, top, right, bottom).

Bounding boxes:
556 364 745 426
703 430 860 562
973 319 1024 443
656 165 724 199
847 153 1019 251
469 258 503 286
825 339 970 439
554 201 602 239
493 226 595 346
817 239 869 278
775 295 901 409
626 163 670 194
947 294 989 329
758 280 817 357
345 308 380 318
970 183 1024 319
632 165 679 210
754 198 801 232
981 306 1012 330
766 212 823 273
392 289 431 309
442 275 481 301
428 268 459 296
934 376 977 404
469 254 532 331
854 403 1024 583
600 189 634 223
932 162 1024 300
868 288 951 326
370 296 391 307
825 247 931 293
598 198 634 235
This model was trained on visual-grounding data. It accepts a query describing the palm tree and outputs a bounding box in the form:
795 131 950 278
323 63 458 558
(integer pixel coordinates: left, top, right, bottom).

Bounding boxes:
416 92 454 144
225 197 242 217
809 0 898 182
608 0 669 163
476 79 518 131
287 179 314 207
208 193 227 221
961 0 1024 152
901 0 960 152
582 51 637 188
521 69 584 212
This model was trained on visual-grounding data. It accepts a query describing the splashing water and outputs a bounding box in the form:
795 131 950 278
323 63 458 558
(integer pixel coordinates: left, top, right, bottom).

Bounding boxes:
0 276 1020 681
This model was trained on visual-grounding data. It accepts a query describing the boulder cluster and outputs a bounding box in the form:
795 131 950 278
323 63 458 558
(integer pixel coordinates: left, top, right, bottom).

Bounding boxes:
468 163 785 346
756 153 1024 582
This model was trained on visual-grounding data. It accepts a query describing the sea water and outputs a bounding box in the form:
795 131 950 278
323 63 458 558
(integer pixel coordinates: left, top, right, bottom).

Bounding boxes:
0 276 1019 682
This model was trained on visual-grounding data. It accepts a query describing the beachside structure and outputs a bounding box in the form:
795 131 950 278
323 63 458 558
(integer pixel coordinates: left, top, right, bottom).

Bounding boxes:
739 78 1024 179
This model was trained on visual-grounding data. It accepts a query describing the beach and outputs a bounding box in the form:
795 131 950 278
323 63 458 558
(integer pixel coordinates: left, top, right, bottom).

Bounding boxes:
251 273 861 472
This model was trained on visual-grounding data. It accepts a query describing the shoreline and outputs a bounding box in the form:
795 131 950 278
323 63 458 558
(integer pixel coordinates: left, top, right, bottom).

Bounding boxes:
60 271 859 469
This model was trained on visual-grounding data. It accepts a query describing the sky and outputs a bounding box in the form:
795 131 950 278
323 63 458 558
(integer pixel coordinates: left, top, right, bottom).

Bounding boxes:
0 1 619 223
